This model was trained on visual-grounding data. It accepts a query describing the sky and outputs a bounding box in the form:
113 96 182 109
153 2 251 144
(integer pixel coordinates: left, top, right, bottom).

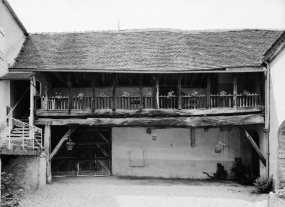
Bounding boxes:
8 0 285 33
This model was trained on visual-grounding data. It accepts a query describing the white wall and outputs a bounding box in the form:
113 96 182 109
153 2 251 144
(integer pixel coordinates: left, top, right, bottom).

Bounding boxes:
0 2 26 118
112 127 243 178
269 45 285 188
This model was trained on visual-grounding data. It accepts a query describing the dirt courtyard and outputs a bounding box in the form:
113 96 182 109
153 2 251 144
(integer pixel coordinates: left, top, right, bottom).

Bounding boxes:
20 176 268 207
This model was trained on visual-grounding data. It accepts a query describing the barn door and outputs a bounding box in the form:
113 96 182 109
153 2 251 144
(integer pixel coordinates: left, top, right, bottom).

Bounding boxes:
77 128 111 176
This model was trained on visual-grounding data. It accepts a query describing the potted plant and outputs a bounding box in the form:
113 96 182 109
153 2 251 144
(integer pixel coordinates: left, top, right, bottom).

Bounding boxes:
66 140 75 150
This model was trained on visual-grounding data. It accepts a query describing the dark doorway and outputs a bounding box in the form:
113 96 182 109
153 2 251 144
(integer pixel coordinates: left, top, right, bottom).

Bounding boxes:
251 131 260 181
51 127 111 176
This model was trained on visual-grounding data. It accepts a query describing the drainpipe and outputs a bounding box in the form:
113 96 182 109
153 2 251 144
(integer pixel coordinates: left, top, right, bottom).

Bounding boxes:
264 61 270 178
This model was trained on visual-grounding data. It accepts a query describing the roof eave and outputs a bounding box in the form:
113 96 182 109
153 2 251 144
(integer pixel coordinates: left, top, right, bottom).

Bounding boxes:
263 31 285 63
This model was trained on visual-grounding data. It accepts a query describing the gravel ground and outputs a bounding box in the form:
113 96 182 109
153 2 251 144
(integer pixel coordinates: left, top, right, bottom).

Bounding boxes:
20 176 268 207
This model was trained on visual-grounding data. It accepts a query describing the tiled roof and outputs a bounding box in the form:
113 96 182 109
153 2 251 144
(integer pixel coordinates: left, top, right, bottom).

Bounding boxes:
10 29 283 72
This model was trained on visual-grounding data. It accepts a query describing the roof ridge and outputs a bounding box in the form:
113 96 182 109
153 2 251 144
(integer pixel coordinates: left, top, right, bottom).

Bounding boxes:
30 28 283 35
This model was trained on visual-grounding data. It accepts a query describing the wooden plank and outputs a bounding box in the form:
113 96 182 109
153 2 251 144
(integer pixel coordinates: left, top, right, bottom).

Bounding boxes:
35 114 264 127
238 126 266 166
155 75 159 109
44 124 52 184
50 127 77 161
91 74 96 112
112 74 116 112
36 106 265 117
177 74 182 110
206 74 211 109
233 73 237 108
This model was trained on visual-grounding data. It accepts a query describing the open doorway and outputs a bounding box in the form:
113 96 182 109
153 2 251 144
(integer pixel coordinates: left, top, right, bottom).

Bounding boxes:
248 130 260 181
51 126 111 176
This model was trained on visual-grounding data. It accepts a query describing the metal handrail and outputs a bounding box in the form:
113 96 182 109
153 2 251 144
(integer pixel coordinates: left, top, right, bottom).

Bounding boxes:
0 117 43 150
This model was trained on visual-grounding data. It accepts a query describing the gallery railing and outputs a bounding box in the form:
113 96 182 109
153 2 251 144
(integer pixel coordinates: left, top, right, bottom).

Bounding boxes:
38 93 262 110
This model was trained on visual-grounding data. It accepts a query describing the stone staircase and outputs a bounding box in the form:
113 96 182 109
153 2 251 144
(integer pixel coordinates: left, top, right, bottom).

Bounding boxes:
5 111 43 150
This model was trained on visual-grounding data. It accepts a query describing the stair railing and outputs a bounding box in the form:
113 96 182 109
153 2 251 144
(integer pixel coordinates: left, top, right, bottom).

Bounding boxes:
0 117 43 150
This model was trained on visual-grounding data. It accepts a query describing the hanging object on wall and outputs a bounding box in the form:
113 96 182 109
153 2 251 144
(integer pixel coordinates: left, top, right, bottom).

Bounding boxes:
146 128 152 134
152 133 157 141
190 128 195 148
215 141 225 153
66 138 75 150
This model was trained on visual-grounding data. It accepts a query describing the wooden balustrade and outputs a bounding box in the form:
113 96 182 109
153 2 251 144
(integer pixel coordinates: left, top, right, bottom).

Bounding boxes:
210 94 233 108
159 96 177 109
38 93 263 110
237 93 261 107
182 95 206 109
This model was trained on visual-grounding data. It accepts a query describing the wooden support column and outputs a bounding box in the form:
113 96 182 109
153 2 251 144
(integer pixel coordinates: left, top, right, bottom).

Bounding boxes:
68 75 72 114
0 157 1 200
112 74 117 112
44 86 49 110
155 75 159 109
139 74 143 110
29 76 35 126
206 74 211 109
239 126 266 166
91 74 96 112
259 72 265 106
177 74 182 110
44 124 52 184
233 73 237 108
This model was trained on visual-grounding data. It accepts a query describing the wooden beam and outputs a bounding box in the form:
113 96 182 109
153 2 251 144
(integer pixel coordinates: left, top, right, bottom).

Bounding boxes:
91 74 96 112
35 114 264 127
239 126 266 166
155 75 159 109
139 74 143 110
112 74 116 111
44 124 52 184
53 73 68 87
177 74 182 110
36 106 265 117
50 127 77 161
206 74 211 109
233 73 237 108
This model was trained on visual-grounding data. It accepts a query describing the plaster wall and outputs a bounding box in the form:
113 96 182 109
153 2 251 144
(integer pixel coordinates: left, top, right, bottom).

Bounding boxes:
112 127 243 178
269 46 285 188
0 1 26 118
3 152 47 191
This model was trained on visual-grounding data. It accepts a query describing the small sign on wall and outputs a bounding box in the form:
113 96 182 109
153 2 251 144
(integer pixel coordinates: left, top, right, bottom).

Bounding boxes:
279 150 285 158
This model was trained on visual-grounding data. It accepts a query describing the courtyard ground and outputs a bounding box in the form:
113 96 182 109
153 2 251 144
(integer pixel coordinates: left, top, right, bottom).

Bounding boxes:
20 176 268 207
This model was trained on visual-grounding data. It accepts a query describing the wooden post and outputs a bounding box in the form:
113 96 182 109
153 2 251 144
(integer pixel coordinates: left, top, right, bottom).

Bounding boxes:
155 75 159 109
177 74 182 110
44 86 49 110
68 75 71 114
44 124 52 184
0 157 1 200
91 74 96 112
259 72 265 106
139 74 143 110
29 76 35 126
233 73 237 108
207 74 211 109
112 74 116 112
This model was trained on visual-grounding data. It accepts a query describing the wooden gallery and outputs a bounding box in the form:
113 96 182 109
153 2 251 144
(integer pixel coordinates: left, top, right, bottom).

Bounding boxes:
4 29 283 183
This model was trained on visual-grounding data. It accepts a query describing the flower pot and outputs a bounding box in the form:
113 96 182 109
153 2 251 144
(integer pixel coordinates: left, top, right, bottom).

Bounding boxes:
66 145 74 150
